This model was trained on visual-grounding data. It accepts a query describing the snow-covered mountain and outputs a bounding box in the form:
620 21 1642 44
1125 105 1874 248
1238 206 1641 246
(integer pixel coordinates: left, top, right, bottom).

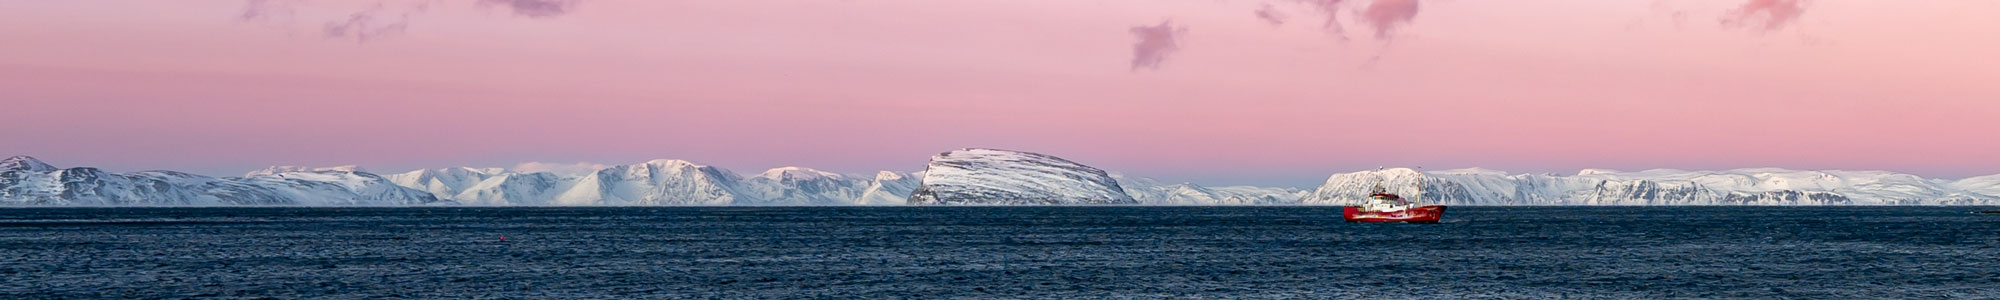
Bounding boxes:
234 168 449 206
385 167 504 201
9 153 1998 206
381 161 893 206
0 156 446 206
1304 168 2000 206
453 172 576 206
1114 174 1305 205
549 159 753 206
738 167 873 205
908 149 1136 205
1950 174 2000 199
855 171 923 205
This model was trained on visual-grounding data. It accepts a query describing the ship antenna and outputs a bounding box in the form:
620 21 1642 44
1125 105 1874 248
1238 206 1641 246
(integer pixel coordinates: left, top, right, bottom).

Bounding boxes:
1370 171 1386 195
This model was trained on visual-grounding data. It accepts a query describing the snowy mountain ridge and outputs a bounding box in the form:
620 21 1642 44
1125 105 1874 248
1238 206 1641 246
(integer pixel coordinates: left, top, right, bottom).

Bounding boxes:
1305 168 2000 206
1113 173 1307 205
379 160 901 206
1 156 445 206
5 154 1997 206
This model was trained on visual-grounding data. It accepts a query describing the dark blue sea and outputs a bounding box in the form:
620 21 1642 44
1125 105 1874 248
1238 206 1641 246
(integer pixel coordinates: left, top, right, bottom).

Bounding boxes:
2 207 1996 299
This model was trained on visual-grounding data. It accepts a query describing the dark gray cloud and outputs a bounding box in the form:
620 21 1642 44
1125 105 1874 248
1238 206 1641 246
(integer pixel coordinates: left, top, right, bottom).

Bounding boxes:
477 0 579 18
1721 0 1806 30
1129 21 1189 71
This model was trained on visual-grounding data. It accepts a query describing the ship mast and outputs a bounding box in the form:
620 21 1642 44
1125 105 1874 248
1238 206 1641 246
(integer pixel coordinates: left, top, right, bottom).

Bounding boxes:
1367 171 1385 206
1413 168 1423 206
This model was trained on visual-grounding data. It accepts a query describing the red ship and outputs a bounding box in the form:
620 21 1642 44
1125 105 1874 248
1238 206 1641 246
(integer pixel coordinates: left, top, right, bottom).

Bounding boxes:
1343 178 1447 224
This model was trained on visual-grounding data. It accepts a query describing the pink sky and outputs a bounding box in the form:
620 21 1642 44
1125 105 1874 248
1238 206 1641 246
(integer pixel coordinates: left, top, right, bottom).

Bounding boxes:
2 0 1997 187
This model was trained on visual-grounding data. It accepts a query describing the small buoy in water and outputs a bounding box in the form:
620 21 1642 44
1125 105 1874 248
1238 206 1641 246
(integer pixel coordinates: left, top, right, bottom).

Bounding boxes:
499 236 507 241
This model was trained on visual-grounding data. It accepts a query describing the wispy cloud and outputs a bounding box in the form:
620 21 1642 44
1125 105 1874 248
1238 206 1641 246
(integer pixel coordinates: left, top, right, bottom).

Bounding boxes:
477 0 580 18
321 5 410 43
236 0 573 44
1254 3 1289 26
1296 0 1351 39
239 0 298 23
1129 21 1189 71
1721 0 1806 30
1359 0 1420 39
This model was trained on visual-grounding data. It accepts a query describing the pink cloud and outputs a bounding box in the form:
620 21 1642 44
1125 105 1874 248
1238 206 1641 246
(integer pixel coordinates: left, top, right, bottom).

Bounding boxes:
1129 21 1188 71
1360 0 1420 39
1721 0 1806 30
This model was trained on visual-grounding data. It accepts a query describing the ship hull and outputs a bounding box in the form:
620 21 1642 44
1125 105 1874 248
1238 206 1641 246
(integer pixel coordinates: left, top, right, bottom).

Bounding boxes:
1343 205 1447 224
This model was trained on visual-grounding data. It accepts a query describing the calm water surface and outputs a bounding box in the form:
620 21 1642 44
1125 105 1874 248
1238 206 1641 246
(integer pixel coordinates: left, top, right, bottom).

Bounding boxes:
1 207 1996 299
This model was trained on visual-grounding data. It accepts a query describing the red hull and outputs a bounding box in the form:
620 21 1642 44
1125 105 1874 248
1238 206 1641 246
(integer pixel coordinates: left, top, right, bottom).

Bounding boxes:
1343 205 1447 223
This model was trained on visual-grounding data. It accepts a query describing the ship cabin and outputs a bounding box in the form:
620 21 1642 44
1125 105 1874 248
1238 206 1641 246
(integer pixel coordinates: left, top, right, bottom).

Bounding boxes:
1369 193 1408 205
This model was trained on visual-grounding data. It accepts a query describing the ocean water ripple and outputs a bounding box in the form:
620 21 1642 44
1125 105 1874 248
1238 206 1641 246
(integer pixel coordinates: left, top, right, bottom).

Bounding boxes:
1 206 1995 299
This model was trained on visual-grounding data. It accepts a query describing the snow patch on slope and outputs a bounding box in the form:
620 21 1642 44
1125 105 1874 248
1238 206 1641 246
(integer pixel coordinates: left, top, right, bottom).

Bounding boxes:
1 156 57 172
